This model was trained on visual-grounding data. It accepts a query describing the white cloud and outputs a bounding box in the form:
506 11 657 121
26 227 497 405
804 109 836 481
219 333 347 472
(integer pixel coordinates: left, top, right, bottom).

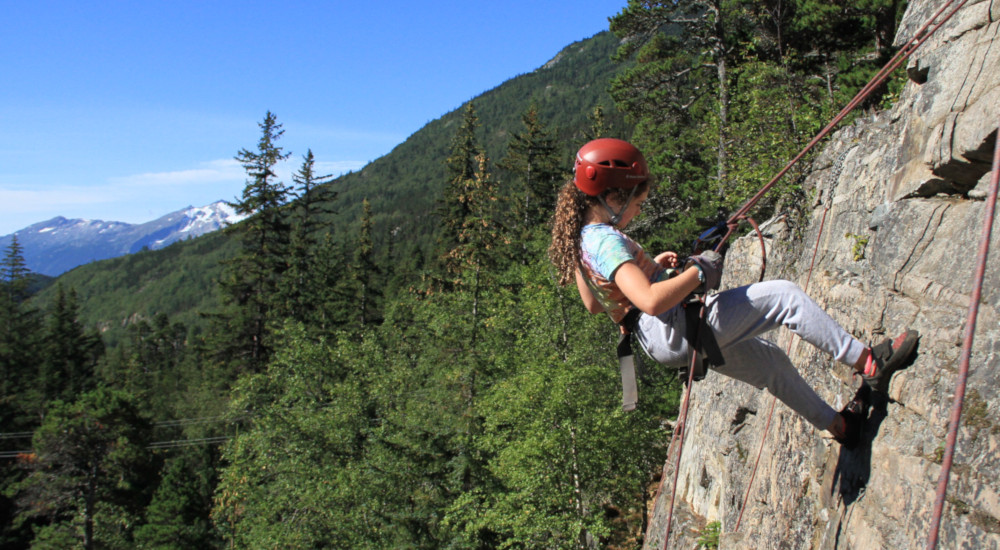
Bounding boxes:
111 158 365 188
110 159 245 187
0 186 115 212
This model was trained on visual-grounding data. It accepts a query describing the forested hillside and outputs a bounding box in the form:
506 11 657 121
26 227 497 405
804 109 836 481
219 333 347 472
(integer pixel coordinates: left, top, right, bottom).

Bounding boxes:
1 2 910 548
32 30 628 349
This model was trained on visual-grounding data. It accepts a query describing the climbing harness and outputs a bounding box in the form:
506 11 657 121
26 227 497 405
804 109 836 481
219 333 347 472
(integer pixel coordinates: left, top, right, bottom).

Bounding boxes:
614 261 727 412
650 1 973 547
679 294 724 384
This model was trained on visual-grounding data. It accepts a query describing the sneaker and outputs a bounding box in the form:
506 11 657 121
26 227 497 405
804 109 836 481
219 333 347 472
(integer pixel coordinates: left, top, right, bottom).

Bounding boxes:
861 329 920 393
835 390 868 449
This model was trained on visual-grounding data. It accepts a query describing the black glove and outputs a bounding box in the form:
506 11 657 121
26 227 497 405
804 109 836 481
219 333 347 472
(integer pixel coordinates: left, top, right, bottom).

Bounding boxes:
687 250 724 291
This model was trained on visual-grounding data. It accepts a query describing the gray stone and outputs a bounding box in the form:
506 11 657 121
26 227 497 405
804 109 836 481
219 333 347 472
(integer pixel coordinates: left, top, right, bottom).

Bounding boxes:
644 1 1000 548
969 170 997 200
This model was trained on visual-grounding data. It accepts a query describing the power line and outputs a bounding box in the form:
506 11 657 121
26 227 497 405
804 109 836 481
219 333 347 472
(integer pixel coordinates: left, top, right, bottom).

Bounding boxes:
148 436 231 450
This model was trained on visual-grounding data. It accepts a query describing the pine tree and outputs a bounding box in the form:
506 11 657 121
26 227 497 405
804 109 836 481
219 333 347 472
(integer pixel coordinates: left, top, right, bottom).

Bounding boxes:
610 0 742 195
1 236 31 307
278 149 338 327
608 1 736 251
0 236 40 405
352 198 382 328
435 102 484 272
586 105 610 140
37 285 103 406
0 237 41 550
13 387 155 550
216 111 293 374
498 105 563 229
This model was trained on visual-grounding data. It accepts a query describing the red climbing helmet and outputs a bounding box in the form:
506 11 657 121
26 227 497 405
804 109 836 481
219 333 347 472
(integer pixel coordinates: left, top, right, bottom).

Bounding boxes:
573 138 649 196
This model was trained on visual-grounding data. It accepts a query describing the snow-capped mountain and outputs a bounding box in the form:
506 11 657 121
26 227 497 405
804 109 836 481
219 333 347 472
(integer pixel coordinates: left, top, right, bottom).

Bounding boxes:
0 201 247 276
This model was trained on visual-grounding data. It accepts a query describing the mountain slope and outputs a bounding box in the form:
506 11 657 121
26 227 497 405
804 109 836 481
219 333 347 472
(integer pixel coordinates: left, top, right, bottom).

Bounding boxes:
2 201 246 276
322 30 628 250
35 30 630 342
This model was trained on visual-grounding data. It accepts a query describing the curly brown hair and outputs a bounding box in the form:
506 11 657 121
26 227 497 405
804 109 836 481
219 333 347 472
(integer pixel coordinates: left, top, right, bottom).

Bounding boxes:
548 180 650 286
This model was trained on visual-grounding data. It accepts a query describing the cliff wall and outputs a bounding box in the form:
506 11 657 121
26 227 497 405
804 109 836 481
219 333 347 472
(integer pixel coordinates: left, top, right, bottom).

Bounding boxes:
644 1 1000 548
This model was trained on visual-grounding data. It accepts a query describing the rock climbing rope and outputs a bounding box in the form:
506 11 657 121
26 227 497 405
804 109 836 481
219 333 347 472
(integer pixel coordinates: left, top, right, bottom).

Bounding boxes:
652 1 972 547
926 116 1000 550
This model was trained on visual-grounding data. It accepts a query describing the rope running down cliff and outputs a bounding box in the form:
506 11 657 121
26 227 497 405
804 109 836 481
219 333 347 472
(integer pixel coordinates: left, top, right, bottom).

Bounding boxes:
926 117 1000 550
653 1 971 547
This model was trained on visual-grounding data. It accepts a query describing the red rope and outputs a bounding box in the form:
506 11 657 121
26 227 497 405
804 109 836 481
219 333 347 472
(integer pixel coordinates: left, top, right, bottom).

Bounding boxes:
659 326 703 549
926 117 1000 549
735 174 836 532
653 2 971 546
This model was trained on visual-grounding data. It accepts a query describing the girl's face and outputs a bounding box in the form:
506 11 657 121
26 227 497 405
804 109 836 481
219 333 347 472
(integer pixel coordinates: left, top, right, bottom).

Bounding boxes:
607 190 648 228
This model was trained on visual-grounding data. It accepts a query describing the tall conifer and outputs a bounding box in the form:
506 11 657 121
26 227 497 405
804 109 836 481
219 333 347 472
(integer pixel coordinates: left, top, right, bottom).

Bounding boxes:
499 105 563 229
436 102 483 273
352 198 382 328
37 285 102 405
278 149 337 327
0 236 39 404
217 111 293 373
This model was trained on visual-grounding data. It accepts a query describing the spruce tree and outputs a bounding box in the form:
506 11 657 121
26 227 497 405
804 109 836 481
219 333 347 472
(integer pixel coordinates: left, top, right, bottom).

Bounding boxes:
498 105 563 230
435 102 483 273
1 236 31 307
278 149 337 327
37 285 103 406
0 236 40 406
217 111 293 374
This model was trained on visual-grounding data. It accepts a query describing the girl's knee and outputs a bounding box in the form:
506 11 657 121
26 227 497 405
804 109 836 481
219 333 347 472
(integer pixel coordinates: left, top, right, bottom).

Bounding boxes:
769 279 801 295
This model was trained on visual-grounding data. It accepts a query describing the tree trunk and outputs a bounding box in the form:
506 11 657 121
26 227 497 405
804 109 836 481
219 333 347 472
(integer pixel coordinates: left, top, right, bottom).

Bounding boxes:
85 463 97 550
570 425 591 550
713 0 729 196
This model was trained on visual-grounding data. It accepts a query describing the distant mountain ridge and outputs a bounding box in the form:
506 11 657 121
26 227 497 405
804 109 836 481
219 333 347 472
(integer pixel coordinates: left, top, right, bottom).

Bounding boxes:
1 201 246 276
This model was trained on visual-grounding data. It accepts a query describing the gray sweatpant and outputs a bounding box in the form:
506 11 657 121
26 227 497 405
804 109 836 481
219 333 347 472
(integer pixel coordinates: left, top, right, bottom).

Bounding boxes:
634 279 867 430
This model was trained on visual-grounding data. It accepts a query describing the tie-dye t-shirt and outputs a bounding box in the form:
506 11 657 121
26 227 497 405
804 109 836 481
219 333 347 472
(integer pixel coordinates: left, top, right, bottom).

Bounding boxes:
579 223 670 324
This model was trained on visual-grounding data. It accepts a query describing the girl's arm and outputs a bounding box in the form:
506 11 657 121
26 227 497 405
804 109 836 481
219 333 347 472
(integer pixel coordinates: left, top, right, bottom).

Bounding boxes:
575 267 605 314
613 260 701 316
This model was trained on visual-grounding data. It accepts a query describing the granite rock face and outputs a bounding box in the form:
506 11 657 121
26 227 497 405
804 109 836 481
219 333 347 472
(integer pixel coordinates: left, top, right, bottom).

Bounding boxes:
644 1 1000 548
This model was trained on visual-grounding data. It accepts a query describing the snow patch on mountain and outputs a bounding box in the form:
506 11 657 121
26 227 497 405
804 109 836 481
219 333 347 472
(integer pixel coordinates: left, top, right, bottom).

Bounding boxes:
0 201 247 276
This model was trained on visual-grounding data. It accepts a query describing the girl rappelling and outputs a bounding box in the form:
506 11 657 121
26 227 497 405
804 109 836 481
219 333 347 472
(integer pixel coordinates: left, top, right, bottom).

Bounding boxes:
548 137 919 448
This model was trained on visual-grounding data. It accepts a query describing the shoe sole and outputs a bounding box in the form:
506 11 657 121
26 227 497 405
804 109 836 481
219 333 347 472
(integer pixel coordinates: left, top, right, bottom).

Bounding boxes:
866 330 920 392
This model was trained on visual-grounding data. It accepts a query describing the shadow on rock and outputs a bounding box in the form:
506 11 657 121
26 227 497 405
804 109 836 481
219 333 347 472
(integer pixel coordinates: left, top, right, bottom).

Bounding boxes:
831 338 920 506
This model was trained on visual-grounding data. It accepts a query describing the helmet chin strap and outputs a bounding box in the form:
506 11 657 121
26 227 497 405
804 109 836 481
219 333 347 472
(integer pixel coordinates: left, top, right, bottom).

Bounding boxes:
597 185 639 226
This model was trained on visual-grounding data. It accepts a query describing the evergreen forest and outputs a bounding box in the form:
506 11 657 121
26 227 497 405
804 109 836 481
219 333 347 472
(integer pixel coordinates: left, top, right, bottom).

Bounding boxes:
1 2 909 548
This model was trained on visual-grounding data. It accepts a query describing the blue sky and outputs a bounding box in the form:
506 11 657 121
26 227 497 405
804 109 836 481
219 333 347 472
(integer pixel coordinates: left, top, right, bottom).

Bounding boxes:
0 0 627 236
